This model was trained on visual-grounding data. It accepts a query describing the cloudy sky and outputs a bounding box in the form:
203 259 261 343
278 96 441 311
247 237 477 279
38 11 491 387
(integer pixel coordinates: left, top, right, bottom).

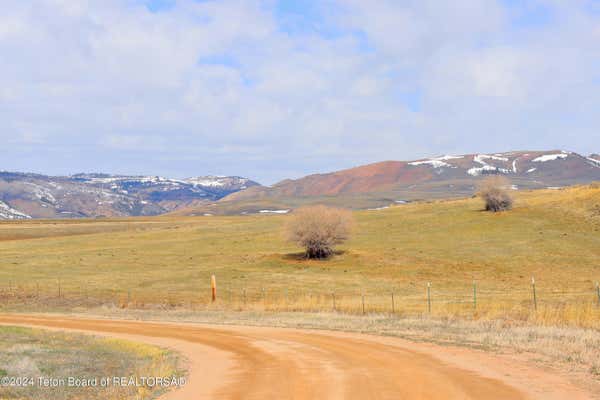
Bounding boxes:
1 0 600 184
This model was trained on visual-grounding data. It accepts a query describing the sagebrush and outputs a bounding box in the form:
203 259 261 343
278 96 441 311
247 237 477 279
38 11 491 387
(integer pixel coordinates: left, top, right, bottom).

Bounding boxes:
285 205 353 259
478 176 514 212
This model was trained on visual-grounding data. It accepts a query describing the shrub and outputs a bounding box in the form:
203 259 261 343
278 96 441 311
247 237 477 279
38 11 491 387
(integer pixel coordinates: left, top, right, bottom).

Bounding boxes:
285 205 353 259
478 176 514 212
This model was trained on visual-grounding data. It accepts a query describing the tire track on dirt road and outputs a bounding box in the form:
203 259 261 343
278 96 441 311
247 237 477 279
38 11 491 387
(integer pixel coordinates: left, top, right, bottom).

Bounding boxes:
0 314 591 399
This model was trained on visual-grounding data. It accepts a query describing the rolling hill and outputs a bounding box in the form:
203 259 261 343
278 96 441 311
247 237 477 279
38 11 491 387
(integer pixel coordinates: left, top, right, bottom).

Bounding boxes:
178 150 600 215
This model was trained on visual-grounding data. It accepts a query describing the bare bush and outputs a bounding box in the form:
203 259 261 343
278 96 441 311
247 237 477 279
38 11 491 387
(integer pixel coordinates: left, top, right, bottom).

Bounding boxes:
478 176 514 212
286 205 353 259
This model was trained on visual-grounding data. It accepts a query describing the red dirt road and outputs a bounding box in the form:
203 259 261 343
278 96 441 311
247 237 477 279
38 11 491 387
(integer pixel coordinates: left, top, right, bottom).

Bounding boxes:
0 314 591 399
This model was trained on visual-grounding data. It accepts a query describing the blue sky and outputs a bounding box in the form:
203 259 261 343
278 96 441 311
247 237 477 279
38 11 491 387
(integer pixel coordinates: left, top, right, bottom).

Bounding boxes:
1 0 600 184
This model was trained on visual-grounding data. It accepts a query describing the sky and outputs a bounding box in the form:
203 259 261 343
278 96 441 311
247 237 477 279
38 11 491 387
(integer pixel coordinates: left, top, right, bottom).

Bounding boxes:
1 0 600 184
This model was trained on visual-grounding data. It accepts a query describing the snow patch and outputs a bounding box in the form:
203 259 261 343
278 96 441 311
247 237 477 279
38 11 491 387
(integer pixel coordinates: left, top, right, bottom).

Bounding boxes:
474 154 509 164
409 160 451 168
467 165 510 176
258 209 290 214
0 201 31 219
586 157 600 167
532 153 568 162
367 206 390 211
408 155 462 168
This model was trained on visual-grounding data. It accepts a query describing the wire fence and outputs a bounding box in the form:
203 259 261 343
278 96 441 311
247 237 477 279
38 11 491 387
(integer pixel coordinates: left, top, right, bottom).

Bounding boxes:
2 277 599 327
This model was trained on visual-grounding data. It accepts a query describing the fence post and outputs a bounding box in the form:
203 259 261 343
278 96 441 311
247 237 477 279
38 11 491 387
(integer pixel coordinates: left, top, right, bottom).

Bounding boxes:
391 292 395 314
361 292 365 315
531 277 537 311
262 287 266 308
426 282 432 313
243 288 246 307
332 292 336 311
473 281 477 310
596 282 600 307
211 275 217 302
58 279 61 299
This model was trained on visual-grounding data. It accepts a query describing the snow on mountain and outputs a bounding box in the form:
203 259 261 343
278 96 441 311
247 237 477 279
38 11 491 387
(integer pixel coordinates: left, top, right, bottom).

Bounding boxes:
0 200 30 219
409 160 452 168
586 156 600 167
532 153 569 162
0 172 259 219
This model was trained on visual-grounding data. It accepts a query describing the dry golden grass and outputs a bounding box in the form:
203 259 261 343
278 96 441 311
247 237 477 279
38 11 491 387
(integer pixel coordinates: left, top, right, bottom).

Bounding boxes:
0 325 181 399
0 184 599 328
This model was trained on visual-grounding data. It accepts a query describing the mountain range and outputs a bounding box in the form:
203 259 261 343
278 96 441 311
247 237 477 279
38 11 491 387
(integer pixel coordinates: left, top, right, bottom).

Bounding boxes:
0 172 258 219
1 150 599 219
178 150 600 215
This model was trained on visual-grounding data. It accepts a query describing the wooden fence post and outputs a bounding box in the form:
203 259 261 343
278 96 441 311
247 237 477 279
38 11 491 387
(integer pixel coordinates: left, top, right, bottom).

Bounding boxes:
531 277 537 311
391 292 395 314
211 275 217 302
58 279 61 299
427 282 431 314
596 282 600 307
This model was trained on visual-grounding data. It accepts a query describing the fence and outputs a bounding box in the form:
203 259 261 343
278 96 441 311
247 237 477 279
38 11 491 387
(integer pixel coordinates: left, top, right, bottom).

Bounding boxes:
2 277 599 328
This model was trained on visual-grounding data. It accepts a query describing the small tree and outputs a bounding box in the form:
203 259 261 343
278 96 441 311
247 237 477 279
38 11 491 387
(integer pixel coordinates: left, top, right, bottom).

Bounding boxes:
286 205 353 259
478 175 513 212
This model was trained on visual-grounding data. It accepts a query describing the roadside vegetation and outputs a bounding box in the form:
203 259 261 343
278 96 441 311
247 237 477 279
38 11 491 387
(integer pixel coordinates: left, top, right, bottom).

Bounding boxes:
0 326 181 400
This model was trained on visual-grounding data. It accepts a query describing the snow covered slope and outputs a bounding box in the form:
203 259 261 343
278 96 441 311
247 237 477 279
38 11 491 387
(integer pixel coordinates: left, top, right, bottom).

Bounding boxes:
0 172 259 219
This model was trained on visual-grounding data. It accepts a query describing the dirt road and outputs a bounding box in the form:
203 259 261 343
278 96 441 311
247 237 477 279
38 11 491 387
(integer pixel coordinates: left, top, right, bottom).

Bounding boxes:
0 314 591 399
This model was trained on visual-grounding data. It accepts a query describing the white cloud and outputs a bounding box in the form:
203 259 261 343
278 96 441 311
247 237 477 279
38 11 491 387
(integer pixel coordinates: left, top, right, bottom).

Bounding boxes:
0 0 599 183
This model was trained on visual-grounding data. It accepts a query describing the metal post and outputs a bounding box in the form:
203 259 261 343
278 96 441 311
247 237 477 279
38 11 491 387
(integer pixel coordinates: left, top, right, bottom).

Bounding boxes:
531 277 537 311
473 281 477 310
427 282 431 313
361 292 365 315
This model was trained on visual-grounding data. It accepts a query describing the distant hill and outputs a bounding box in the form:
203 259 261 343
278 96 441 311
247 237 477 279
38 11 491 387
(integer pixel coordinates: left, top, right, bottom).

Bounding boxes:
0 172 258 219
177 150 600 215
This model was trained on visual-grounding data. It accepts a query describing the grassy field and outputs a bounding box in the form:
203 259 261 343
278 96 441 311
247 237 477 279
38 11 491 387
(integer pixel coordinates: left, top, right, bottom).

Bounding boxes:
0 184 599 327
0 325 181 399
